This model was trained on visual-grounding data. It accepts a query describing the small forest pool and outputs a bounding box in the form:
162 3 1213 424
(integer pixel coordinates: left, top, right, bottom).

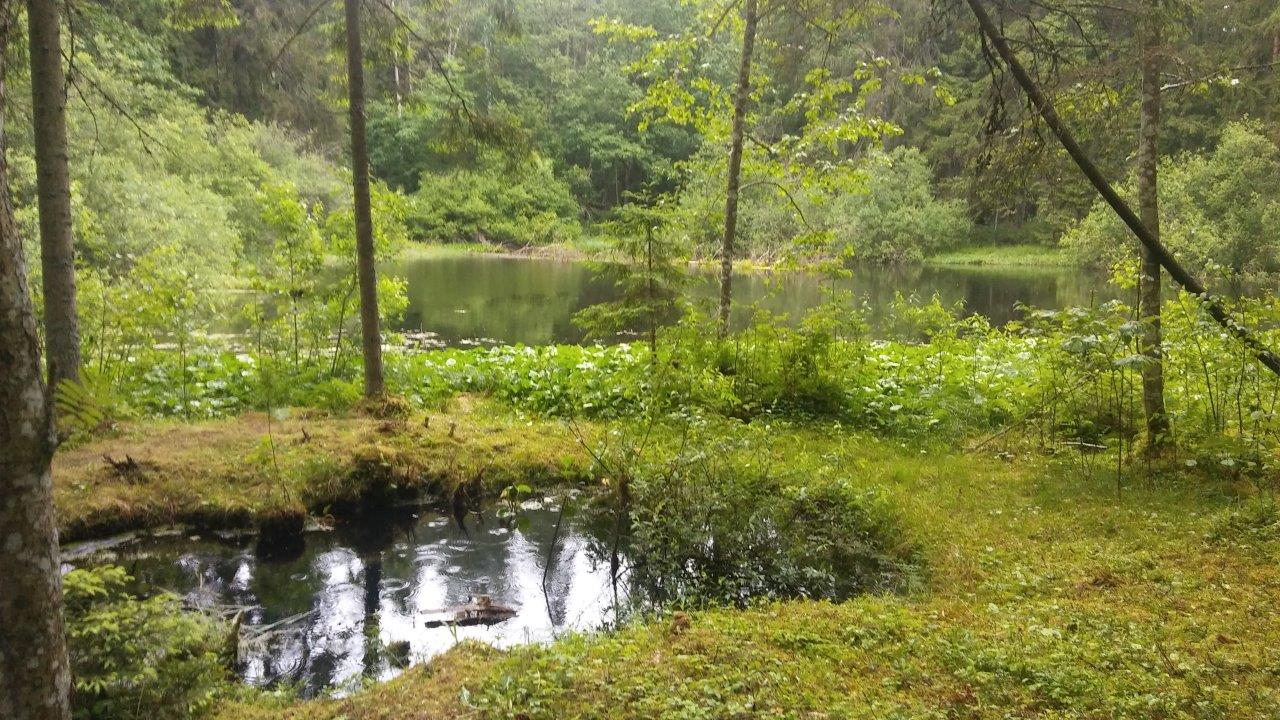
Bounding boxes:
67 500 621 698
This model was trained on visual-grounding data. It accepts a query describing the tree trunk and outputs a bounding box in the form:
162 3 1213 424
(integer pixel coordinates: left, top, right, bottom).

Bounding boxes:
717 0 758 335
344 0 385 398
1137 0 1168 447
28 0 80 390
0 13 72 717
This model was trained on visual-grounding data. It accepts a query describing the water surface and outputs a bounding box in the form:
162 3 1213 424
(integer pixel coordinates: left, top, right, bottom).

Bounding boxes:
393 252 1111 346
73 502 618 697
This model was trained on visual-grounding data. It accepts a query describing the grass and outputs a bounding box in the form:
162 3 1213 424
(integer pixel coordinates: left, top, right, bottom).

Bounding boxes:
397 234 611 262
927 243 1073 268
206 424 1280 719
54 396 594 542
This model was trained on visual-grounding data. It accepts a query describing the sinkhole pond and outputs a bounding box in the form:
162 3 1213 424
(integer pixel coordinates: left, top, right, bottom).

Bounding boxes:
68 500 619 698
66 483 916 698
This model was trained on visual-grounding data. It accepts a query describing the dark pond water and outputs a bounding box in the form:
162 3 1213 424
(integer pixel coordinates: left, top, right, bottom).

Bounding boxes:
393 252 1112 347
68 501 620 698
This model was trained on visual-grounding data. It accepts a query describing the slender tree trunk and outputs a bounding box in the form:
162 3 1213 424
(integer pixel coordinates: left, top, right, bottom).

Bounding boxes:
646 225 656 356
28 0 80 390
345 0 385 398
718 0 758 336
0 12 72 717
391 0 404 117
1137 0 1168 447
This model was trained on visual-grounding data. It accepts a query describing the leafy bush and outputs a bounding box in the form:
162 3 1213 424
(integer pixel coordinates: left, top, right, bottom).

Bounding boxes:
598 424 918 608
668 145 969 264
407 152 582 247
64 567 228 720
830 147 972 263
1063 121 1280 274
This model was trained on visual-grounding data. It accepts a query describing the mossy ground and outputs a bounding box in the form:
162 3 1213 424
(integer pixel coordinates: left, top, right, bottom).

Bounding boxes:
195 426 1280 719
54 397 593 542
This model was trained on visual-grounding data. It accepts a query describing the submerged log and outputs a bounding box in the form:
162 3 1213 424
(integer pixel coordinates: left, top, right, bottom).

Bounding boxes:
423 595 517 628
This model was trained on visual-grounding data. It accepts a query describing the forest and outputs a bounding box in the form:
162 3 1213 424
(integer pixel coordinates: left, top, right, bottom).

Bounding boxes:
2 0 1280 718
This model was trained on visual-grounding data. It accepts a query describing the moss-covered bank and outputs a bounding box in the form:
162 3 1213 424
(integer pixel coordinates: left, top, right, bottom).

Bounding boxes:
210 429 1280 719
54 397 593 542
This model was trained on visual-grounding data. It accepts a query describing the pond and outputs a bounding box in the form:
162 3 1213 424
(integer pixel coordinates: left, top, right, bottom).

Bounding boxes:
393 251 1112 347
68 501 621 698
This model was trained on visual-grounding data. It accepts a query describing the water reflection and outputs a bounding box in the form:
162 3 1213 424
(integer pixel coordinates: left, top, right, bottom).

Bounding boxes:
393 253 1113 346
86 505 617 697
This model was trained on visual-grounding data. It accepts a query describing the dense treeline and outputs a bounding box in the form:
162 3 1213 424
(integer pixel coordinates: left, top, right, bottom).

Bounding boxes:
140 0 1280 266
3 0 1274 268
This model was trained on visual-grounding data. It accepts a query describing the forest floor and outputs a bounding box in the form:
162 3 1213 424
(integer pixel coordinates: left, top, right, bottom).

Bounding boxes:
54 407 1280 718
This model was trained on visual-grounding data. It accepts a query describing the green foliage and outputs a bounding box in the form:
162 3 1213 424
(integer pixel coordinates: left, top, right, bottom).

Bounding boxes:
1063 122 1280 274
667 144 968 264
605 422 918 608
241 179 411 385
829 147 971 263
54 370 124 438
597 0 945 265
64 566 228 720
573 202 687 348
407 152 581 246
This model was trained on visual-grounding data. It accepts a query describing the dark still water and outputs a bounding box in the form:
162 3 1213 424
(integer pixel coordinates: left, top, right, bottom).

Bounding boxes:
69 502 619 698
393 252 1111 347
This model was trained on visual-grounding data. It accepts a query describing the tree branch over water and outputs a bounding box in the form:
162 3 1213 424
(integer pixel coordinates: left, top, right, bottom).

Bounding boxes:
962 0 1280 378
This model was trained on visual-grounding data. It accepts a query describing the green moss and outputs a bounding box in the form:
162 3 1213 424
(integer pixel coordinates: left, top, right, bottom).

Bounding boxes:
54 397 594 542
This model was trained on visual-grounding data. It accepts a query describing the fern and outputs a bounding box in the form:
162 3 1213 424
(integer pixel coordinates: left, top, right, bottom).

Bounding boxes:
55 371 116 436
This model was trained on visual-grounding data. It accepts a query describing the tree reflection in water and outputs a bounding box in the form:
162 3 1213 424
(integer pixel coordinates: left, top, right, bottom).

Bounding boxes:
87 502 619 697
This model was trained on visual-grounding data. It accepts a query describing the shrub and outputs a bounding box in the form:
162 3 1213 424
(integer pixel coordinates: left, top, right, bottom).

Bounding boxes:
64 566 228 720
1063 121 1280 274
830 147 972 263
603 425 919 608
407 152 582 247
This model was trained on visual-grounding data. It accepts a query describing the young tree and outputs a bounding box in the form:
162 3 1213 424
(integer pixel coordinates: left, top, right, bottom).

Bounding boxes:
574 201 686 355
718 0 758 335
28 0 80 389
1135 0 1168 447
345 0 386 398
0 7 72 718
598 0 906 333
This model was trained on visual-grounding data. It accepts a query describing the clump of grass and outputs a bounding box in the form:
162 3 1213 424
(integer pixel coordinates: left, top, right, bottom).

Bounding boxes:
1208 497 1280 546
